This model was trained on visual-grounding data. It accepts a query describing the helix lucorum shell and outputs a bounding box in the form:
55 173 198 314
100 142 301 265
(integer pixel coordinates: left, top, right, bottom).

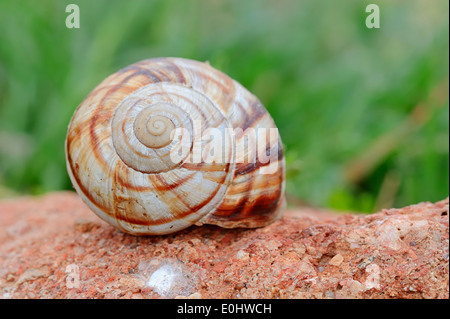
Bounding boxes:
65 57 285 235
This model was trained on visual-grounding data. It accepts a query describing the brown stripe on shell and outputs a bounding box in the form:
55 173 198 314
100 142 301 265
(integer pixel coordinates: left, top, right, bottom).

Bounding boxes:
181 162 231 173
241 168 284 219
117 65 166 83
244 187 283 220
228 99 270 141
209 176 253 222
178 59 237 114
66 140 109 213
165 61 187 84
132 59 188 84
113 171 228 226
207 166 284 226
212 189 283 226
241 99 270 130
234 137 284 176
113 160 198 192
188 174 228 213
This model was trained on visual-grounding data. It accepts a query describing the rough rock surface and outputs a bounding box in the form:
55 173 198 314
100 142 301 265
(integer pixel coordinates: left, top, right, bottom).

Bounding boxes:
0 192 448 299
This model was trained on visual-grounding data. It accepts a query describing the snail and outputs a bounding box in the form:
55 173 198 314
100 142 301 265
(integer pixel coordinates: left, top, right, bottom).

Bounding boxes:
65 57 285 235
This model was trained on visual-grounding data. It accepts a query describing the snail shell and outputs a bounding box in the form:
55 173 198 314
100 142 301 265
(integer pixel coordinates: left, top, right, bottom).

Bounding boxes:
65 57 285 235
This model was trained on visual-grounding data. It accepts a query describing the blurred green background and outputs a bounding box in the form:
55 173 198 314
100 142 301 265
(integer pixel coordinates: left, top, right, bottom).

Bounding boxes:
0 0 448 213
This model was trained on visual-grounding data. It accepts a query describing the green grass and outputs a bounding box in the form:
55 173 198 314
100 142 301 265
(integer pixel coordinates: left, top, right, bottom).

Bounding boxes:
0 0 448 213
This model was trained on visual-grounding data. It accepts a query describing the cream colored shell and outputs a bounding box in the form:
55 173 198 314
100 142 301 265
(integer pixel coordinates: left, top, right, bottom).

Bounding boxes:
65 57 285 235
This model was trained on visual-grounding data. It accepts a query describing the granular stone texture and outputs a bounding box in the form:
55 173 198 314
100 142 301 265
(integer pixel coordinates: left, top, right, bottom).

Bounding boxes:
0 192 448 299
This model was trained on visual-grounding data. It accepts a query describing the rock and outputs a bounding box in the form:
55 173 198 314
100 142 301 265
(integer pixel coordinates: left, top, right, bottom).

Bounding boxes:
0 192 448 299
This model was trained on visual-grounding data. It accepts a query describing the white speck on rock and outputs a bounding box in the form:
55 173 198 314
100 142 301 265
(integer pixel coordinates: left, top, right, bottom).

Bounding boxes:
135 258 197 298
146 264 177 295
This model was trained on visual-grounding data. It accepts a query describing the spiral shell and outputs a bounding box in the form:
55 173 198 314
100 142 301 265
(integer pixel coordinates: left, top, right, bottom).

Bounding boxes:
65 57 285 235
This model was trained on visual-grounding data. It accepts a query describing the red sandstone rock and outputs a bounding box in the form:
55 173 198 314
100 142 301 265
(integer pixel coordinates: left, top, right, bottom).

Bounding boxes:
0 192 448 299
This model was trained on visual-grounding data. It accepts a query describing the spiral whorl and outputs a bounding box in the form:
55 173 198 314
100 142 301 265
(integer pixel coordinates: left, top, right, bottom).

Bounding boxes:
134 107 176 149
